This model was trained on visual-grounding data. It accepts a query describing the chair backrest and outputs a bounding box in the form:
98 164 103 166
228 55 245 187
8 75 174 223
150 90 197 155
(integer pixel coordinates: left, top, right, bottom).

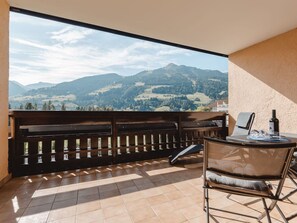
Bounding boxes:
204 137 295 183
231 112 255 136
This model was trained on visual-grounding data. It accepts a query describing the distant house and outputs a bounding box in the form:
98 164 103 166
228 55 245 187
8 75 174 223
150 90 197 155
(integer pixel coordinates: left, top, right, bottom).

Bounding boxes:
209 99 228 112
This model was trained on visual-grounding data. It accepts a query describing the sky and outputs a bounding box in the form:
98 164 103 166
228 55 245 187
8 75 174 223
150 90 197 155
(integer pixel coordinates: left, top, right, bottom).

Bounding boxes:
9 12 228 86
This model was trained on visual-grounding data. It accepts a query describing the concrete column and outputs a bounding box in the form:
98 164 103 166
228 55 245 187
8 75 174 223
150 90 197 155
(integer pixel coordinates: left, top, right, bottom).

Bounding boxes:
0 0 9 183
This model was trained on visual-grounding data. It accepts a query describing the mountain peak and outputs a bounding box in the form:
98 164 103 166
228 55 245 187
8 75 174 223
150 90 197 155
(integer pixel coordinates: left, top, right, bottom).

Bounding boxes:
165 63 178 69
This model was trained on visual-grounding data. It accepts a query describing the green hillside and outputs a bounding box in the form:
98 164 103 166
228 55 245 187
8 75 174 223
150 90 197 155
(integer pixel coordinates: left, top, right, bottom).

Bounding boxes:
9 64 228 111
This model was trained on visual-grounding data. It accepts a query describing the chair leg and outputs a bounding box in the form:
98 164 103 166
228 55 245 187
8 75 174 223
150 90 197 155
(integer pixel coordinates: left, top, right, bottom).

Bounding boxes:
262 198 272 223
204 188 210 223
258 198 270 223
282 173 297 200
276 204 289 223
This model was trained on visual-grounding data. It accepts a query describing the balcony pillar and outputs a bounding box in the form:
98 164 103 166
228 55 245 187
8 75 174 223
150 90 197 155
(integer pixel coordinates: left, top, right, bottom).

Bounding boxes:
0 0 10 185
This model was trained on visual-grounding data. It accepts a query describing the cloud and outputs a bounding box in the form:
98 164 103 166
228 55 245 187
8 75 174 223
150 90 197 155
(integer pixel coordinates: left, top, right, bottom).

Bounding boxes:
157 47 190 56
50 26 95 44
10 26 196 85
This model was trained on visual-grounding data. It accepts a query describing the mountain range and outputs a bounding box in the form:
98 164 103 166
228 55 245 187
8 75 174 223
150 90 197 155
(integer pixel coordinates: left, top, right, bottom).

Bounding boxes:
9 81 56 96
9 63 228 111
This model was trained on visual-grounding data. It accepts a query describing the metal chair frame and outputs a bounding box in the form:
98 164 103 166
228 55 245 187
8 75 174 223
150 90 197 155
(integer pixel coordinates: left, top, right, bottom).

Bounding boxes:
203 137 295 223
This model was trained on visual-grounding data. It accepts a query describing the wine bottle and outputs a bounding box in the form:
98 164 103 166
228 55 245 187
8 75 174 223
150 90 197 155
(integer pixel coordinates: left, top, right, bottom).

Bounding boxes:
269 109 279 136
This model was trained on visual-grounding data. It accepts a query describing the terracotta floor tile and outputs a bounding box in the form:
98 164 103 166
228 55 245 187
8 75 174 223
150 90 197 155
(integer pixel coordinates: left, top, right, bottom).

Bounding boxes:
99 183 118 193
119 185 139 195
76 200 101 215
54 191 78 202
104 212 132 223
99 190 120 200
158 210 187 223
48 215 76 223
100 196 124 209
180 204 204 220
164 190 185 201
159 184 178 193
0 208 25 222
125 198 149 212
78 187 99 197
172 196 197 210
147 194 169 206
122 190 144 203
29 194 55 207
151 201 175 216
77 193 100 203
129 206 156 222
116 180 136 190
0 198 30 213
137 216 162 223
47 206 77 222
75 209 104 223
19 203 51 223
52 198 77 210
141 187 163 198
102 203 127 218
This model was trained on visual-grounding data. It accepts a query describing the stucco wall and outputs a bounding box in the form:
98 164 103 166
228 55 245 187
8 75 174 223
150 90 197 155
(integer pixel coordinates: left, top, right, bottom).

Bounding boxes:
0 0 9 183
229 28 297 134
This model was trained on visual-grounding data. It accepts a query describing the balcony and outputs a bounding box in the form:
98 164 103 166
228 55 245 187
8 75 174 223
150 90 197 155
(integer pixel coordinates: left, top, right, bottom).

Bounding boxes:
1 1 297 222
2 111 296 222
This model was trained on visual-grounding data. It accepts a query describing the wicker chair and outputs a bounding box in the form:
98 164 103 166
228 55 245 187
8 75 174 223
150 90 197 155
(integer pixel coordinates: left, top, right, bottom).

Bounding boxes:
203 137 295 223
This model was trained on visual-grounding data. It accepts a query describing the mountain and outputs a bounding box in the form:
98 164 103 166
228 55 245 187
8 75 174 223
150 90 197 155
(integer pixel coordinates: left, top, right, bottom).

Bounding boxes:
27 73 122 97
26 82 56 90
9 64 228 111
9 81 27 96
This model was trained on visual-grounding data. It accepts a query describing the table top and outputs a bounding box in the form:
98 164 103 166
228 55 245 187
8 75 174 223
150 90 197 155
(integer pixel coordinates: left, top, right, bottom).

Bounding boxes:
225 134 297 148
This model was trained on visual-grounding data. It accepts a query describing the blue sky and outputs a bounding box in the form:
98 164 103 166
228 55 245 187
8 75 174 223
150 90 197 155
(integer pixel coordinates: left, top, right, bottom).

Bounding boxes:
9 12 228 85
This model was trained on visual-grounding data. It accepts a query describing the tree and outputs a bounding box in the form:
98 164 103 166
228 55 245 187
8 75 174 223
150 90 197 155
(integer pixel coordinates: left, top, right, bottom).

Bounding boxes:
19 104 24 110
61 103 66 111
25 102 34 110
47 100 52 111
47 100 55 111
42 102 47 111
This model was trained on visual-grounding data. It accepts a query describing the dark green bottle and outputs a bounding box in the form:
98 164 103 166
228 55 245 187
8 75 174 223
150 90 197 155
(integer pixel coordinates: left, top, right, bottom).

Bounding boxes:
269 109 279 136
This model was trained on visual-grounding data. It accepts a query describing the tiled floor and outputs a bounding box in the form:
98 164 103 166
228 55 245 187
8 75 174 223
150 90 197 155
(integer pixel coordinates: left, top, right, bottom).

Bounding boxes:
0 156 296 223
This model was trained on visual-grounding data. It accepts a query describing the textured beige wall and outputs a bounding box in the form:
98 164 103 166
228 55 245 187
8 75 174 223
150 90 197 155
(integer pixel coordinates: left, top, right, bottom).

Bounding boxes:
0 0 9 182
229 28 297 134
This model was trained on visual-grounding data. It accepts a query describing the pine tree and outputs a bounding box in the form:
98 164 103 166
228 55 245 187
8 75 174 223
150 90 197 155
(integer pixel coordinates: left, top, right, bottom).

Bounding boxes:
42 102 47 111
61 103 66 111
25 102 34 110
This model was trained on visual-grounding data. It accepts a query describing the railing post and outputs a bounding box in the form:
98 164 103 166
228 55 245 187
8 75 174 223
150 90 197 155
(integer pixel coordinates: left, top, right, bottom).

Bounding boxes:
177 114 182 149
112 116 117 163
222 113 227 139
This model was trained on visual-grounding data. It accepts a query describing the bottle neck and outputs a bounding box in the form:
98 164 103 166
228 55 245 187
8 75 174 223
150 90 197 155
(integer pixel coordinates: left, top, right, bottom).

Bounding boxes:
272 110 276 118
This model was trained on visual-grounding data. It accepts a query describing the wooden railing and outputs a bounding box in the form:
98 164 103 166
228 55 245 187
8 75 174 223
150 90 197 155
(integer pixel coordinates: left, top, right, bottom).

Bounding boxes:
9 111 227 176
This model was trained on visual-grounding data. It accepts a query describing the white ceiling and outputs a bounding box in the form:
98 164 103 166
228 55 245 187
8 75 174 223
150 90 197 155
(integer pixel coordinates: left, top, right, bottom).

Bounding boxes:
9 0 297 56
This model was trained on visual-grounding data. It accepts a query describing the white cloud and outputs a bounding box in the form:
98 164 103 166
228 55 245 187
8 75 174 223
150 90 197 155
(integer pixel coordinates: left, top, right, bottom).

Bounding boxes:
157 47 190 56
10 30 193 85
51 26 95 44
